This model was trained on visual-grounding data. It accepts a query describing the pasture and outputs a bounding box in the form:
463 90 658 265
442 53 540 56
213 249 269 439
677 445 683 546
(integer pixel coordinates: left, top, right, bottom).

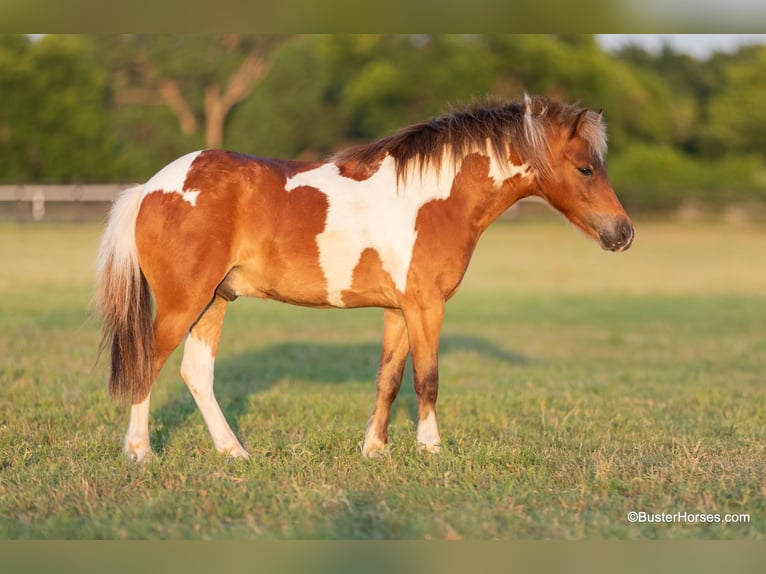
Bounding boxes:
0 217 764 539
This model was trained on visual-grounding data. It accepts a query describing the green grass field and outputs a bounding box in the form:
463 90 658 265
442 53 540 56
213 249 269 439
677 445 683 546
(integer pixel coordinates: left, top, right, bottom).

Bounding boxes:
0 218 764 539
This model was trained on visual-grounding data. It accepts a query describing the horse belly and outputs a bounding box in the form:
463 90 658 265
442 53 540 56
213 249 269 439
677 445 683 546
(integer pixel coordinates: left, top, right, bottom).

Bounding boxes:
223 243 400 309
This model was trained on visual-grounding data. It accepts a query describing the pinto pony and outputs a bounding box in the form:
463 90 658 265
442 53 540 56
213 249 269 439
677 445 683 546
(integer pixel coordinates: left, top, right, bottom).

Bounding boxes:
96 95 633 461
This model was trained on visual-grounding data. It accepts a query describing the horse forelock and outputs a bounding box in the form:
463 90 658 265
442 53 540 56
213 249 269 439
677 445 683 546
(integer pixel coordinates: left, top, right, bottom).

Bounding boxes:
523 96 608 178
578 111 608 162
333 95 608 186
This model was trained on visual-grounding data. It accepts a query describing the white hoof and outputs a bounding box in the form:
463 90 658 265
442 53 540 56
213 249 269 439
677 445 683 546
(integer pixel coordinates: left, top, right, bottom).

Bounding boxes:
416 412 441 455
220 443 250 459
125 440 153 463
362 438 388 458
417 442 441 455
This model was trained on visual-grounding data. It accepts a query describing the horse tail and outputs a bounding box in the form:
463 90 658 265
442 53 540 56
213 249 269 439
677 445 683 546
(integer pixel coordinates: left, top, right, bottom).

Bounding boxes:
95 185 154 403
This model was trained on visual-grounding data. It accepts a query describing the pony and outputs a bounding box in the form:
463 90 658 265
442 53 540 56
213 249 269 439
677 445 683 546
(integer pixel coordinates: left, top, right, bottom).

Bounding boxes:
96 94 633 461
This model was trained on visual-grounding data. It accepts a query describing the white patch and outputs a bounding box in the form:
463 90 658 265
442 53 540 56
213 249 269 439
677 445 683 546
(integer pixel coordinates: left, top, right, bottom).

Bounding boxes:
124 393 152 462
141 150 204 207
362 423 387 458
478 138 532 186
180 334 249 458
285 154 455 306
416 411 441 453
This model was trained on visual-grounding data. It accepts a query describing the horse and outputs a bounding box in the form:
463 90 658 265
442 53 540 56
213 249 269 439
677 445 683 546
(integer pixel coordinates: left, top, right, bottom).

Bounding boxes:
96 94 634 462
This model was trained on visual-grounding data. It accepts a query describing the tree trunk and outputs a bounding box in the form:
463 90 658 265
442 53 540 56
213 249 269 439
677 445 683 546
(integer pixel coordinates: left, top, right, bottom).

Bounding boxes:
204 84 225 149
203 49 271 149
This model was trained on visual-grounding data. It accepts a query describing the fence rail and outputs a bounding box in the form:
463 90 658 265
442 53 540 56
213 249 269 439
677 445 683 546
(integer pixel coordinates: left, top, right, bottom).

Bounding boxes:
0 184 133 221
0 184 547 223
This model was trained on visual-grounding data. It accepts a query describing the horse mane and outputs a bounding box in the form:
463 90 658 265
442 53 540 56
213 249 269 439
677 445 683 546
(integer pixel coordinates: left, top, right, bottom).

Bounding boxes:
332 95 608 183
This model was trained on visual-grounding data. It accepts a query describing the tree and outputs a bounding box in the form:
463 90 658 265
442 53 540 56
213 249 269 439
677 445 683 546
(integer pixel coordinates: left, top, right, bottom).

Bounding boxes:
701 46 766 158
0 35 115 183
94 35 285 150
318 35 496 141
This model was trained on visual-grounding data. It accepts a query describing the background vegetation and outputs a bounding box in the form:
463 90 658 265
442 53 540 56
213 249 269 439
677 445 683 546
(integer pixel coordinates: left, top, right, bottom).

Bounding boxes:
1 34 766 212
1 220 764 539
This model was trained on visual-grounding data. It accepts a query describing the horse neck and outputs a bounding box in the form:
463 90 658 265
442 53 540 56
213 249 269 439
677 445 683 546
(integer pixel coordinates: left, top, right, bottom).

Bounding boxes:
444 152 538 234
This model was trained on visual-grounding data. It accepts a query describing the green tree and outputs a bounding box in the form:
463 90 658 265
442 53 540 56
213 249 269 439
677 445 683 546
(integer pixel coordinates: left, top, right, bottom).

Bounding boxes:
0 35 114 183
225 36 343 158
484 34 677 153
701 45 766 159
319 35 496 141
93 35 285 149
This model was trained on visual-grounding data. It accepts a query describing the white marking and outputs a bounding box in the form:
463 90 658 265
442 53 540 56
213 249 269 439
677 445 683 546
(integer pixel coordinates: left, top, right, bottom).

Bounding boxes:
285 154 456 306
124 393 152 462
416 411 441 453
485 141 531 186
141 150 204 207
362 422 387 458
286 152 531 306
181 334 249 458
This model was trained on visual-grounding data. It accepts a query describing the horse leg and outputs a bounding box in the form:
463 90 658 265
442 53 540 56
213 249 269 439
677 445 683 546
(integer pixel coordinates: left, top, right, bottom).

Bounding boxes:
362 308 410 457
180 295 249 458
124 393 153 462
402 301 444 454
123 290 220 461
123 305 200 461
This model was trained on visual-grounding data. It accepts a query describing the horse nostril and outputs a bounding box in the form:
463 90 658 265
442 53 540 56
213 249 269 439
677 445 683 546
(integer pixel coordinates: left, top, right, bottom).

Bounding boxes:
598 219 634 251
618 221 634 249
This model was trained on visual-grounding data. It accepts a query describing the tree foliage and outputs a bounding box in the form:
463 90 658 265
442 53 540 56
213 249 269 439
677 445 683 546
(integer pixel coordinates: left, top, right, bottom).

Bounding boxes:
0 35 114 182
1 34 765 207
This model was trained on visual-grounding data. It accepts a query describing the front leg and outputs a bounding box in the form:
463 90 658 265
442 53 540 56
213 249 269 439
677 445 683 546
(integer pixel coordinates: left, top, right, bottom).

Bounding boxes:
402 301 444 454
363 308 410 457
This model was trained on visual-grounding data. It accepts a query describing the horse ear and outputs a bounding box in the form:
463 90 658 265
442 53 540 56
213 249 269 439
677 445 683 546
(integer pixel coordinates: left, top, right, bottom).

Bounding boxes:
569 109 589 139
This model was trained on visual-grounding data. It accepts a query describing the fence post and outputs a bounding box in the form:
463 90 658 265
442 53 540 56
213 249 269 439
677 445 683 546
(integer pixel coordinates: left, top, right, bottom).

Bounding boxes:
32 188 46 221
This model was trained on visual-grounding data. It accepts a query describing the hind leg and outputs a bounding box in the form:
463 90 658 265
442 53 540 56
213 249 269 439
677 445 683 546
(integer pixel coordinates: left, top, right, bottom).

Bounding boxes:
123 297 214 462
181 295 249 458
124 393 153 462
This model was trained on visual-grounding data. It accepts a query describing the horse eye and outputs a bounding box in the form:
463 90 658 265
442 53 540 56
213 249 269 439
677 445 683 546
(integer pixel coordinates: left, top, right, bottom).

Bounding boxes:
577 166 593 177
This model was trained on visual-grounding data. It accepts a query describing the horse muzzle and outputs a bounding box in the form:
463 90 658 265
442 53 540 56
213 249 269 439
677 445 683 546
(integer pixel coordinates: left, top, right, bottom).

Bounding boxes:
598 218 634 252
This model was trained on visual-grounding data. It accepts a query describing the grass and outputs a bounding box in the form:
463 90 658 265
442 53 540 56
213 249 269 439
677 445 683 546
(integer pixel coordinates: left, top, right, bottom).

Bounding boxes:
0 218 764 539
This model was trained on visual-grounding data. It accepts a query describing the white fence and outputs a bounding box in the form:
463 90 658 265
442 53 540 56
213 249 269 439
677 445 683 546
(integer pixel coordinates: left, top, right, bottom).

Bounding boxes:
0 184 131 221
0 184 542 223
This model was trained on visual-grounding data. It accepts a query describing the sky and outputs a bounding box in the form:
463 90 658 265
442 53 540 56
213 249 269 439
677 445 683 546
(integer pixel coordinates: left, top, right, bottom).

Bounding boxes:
596 34 766 59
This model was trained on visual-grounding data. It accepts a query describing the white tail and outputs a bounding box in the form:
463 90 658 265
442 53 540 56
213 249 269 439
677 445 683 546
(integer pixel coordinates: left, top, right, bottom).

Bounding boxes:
95 185 155 402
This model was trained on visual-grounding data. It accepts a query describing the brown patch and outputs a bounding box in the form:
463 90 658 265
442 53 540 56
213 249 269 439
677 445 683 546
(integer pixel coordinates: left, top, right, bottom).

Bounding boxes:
185 151 331 306
404 154 515 301
413 367 439 405
508 147 524 166
336 155 383 181
340 247 399 308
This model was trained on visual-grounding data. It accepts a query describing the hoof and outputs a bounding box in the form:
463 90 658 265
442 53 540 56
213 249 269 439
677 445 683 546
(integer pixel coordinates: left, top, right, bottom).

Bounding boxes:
417 442 441 455
125 441 153 463
221 444 250 459
362 440 389 458
362 428 389 458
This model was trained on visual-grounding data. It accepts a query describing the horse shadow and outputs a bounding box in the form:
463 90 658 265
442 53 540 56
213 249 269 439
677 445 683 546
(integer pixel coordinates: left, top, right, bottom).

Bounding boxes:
151 334 528 453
